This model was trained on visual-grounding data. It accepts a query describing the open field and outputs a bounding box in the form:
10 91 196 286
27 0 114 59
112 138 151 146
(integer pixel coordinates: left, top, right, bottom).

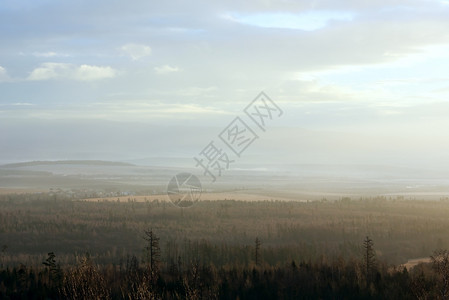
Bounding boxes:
3 160 449 202
0 188 48 195
401 257 432 271
84 191 301 203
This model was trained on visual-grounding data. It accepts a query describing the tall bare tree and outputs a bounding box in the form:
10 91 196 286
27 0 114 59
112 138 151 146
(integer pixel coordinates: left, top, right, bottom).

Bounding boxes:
143 229 161 275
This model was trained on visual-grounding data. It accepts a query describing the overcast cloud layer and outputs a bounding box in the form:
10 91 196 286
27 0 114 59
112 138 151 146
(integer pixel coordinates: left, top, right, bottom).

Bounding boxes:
1 0 449 171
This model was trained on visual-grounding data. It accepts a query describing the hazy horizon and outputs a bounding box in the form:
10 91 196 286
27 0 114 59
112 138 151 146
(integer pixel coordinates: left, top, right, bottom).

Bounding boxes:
2 0 449 189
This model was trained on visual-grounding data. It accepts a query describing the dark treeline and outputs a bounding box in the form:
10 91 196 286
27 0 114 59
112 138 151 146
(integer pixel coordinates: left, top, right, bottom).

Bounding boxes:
1 232 449 299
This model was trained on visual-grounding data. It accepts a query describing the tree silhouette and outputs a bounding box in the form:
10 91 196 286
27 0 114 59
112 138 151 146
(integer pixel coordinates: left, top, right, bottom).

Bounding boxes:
0 244 7 269
255 237 261 266
143 229 161 275
363 236 375 285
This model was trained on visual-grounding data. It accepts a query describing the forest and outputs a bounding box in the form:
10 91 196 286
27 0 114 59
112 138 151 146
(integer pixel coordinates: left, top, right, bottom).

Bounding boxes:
2 193 449 298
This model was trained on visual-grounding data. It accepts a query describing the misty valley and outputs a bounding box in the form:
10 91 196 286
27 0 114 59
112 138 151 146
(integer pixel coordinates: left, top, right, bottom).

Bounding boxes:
1 161 449 298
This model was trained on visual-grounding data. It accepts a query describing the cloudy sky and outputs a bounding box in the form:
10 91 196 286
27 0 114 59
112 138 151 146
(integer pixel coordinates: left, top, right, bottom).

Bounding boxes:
1 0 449 170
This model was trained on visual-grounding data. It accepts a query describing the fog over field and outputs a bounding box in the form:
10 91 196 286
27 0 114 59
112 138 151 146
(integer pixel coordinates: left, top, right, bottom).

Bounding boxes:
2 160 449 201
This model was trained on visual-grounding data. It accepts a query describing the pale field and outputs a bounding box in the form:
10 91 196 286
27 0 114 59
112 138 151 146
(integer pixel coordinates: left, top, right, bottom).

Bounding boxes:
83 192 298 203
0 188 48 195
400 257 432 271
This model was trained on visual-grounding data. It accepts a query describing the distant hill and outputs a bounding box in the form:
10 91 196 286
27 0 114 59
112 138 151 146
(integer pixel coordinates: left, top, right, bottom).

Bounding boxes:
1 160 135 168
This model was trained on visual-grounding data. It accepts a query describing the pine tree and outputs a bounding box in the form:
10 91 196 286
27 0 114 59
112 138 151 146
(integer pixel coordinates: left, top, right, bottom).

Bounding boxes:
143 229 161 275
0 244 7 269
363 236 376 285
255 237 261 266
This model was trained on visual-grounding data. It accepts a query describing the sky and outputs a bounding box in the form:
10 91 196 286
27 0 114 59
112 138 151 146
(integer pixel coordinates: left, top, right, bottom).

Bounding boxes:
1 0 449 171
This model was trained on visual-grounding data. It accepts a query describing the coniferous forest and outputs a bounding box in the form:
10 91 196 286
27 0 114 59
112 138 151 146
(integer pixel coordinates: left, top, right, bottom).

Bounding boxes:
2 193 449 298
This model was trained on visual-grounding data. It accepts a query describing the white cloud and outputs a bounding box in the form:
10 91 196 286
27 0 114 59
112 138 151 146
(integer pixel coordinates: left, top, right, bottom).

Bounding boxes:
28 63 67 81
0 66 9 81
100 102 230 119
28 63 117 81
225 11 355 31
35 51 57 57
120 43 152 60
11 102 33 106
176 86 217 96
2 101 231 122
154 64 181 74
32 51 70 58
73 64 117 81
